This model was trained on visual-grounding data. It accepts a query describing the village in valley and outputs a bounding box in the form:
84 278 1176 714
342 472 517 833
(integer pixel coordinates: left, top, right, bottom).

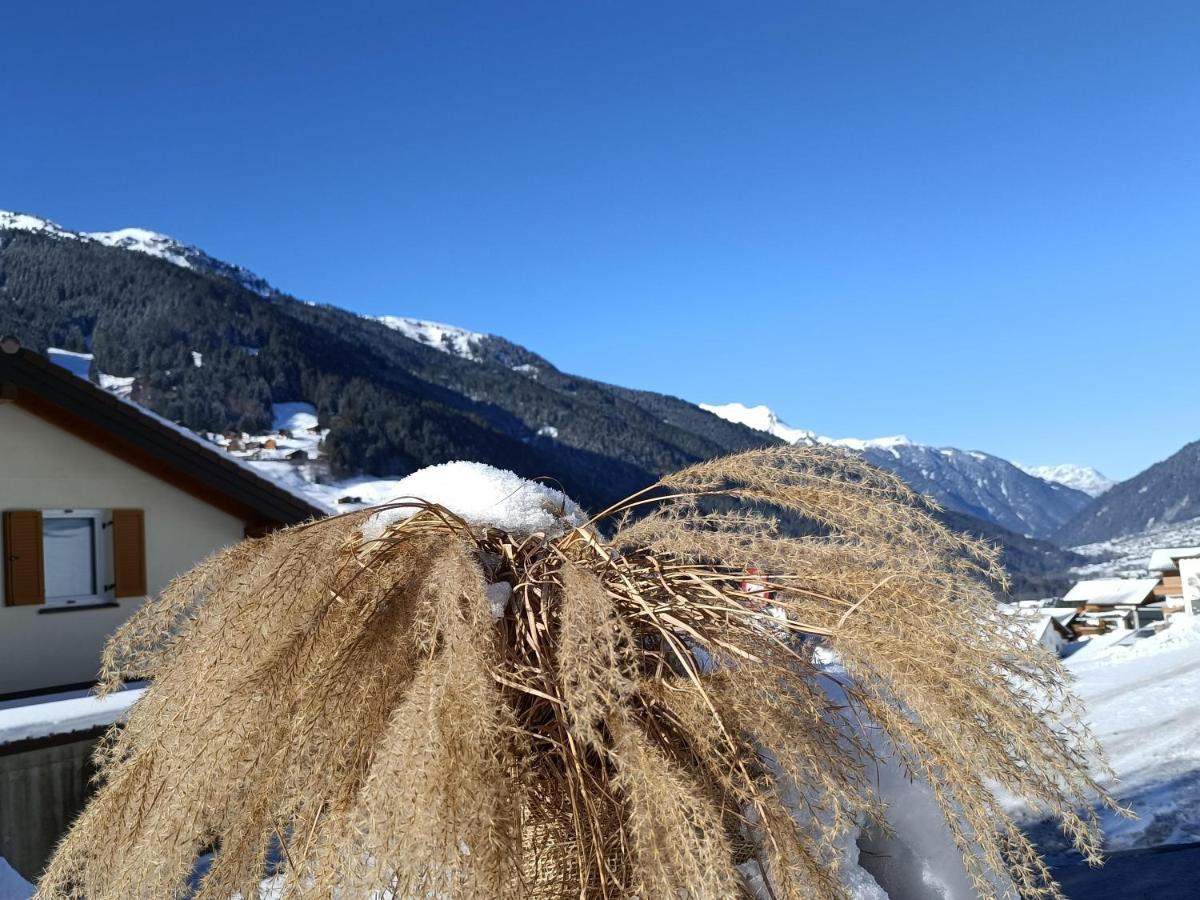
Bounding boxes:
1007 546 1200 656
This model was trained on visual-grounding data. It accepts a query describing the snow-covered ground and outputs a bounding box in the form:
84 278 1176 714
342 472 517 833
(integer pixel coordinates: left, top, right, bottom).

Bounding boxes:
0 858 32 900
1009 617 1200 854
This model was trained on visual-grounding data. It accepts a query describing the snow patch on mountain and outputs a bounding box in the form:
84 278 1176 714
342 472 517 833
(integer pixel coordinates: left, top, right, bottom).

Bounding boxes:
374 316 486 361
88 228 200 270
1018 464 1114 498
0 210 274 297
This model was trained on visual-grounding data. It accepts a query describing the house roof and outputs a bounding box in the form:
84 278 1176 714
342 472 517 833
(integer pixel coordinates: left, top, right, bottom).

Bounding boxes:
1040 607 1079 626
1147 547 1200 573
0 338 326 528
1062 577 1161 608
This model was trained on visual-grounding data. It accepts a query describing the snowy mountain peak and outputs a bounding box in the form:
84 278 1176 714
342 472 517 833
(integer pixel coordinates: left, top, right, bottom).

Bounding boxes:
88 228 200 270
0 209 274 297
0 210 75 239
830 434 913 452
1018 464 1115 498
698 402 818 444
699 402 915 453
374 316 488 361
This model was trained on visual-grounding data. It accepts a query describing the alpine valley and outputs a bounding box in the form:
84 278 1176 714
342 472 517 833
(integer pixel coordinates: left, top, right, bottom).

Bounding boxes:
3 210 1191 597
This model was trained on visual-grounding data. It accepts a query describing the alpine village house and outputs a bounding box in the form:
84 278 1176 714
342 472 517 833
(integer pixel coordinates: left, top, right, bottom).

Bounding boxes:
0 337 325 698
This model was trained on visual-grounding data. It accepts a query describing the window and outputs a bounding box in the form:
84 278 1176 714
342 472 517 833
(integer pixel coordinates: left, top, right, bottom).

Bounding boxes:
4 508 144 608
41 509 110 607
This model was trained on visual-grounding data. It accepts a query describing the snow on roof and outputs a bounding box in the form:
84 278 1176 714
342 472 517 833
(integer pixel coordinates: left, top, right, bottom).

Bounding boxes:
1062 577 1161 607
1147 547 1200 573
362 461 587 541
0 686 144 746
1040 607 1080 626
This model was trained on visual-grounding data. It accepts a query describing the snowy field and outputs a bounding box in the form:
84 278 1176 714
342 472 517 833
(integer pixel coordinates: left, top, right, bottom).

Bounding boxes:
1031 618 1200 853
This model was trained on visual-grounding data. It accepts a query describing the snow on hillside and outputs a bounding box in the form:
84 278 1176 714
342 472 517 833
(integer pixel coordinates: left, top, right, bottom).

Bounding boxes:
1070 516 1200 579
0 210 274 297
89 228 203 270
1018 463 1115 498
374 316 486 361
0 210 76 241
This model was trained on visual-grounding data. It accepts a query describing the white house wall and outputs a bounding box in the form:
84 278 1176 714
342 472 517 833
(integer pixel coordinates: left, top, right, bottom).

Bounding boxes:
0 403 247 695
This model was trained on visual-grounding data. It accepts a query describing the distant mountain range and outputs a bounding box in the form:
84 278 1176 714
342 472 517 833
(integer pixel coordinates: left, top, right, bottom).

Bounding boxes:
701 402 1096 542
1 208 1170 595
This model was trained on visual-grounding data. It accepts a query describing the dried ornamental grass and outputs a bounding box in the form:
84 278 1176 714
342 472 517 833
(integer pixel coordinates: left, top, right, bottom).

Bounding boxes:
37 446 1119 899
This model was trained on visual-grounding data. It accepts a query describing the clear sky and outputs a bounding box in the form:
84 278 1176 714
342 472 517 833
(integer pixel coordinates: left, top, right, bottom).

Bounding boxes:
4 1 1198 479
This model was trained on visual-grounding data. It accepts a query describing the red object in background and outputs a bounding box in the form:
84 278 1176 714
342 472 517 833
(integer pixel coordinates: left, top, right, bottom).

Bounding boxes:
739 566 774 607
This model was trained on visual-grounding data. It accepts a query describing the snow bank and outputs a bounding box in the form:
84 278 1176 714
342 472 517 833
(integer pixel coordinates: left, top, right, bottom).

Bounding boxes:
0 858 32 900
362 461 586 541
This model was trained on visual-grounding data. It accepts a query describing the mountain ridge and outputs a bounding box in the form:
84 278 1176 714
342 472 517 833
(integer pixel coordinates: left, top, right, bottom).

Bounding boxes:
702 401 1094 541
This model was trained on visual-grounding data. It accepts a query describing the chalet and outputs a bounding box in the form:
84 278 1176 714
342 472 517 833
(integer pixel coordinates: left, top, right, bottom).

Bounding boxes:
1148 547 1200 609
0 338 325 697
1029 615 1072 655
999 604 1075 655
1060 577 1161 634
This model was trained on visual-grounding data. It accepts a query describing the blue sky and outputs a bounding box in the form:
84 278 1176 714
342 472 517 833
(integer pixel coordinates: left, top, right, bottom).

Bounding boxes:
4 1 1198 479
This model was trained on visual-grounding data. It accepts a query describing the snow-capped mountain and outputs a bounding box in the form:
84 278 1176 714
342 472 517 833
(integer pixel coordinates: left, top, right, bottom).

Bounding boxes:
1017 463 1114 498
697 402 817 445
702 402 1093 540
0 210 274 297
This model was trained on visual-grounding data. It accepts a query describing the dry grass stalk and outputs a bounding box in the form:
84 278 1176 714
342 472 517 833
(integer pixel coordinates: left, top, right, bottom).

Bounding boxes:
37 446 1117 899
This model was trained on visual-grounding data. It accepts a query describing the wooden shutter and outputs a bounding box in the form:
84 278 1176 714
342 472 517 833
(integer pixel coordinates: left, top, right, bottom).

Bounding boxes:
112 509 147 598
3 510 45 606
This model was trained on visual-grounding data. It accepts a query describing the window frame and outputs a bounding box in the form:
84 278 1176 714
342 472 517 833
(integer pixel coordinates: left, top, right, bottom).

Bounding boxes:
40 508 112 608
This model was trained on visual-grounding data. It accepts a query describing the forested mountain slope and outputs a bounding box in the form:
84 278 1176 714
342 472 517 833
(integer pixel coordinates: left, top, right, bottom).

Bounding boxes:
0 212 1082 596
0 223 770 510
1056 440 1200 545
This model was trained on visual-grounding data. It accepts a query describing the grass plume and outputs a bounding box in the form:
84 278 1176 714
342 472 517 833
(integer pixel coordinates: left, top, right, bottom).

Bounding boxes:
38 446 1117 899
